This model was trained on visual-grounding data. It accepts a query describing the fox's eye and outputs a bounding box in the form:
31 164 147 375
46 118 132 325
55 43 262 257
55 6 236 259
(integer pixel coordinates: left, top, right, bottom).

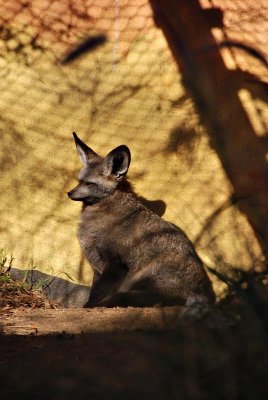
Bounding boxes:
85 182 96 187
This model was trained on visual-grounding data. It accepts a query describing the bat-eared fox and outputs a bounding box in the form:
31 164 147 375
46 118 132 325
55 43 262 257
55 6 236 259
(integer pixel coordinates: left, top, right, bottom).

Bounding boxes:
68 132 215 307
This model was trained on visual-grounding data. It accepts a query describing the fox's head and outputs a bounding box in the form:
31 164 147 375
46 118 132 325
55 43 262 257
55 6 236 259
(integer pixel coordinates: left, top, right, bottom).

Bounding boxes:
67 132 131 204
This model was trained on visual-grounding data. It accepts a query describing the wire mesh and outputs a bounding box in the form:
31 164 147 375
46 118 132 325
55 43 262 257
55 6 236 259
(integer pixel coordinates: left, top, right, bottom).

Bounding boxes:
0 0 266 289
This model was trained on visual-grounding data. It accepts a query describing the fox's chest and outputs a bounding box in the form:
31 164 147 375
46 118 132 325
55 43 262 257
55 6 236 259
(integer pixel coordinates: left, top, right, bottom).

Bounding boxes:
78 219 106 252
78 208 133 249
78 216 122 268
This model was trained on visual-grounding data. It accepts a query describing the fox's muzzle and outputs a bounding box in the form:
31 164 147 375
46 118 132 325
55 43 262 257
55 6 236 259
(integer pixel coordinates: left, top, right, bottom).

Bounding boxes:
67 186 84 201
67 189 76 200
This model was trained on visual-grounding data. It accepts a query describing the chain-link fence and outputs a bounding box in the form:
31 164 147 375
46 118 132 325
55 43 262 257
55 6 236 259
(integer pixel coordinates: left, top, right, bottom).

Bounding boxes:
0 0 267 294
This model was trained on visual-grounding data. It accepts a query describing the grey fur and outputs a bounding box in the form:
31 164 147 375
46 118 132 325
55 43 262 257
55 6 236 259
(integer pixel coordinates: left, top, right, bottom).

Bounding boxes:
68 132 215 307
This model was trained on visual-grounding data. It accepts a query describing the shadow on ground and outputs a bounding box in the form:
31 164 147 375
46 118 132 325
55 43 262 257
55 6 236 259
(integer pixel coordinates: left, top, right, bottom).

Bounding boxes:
0 296 268 400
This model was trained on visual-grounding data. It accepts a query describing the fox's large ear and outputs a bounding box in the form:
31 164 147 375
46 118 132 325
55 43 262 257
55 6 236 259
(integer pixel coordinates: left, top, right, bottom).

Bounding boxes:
73 132 99 165
103 145 131 179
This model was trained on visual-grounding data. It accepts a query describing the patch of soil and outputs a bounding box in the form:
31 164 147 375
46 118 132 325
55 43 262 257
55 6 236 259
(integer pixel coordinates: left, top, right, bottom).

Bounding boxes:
0 313 268 400
0 270 268 399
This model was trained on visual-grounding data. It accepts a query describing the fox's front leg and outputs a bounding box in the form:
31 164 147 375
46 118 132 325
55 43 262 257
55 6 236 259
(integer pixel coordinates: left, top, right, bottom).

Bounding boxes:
85 262 128 307
85 270 102 307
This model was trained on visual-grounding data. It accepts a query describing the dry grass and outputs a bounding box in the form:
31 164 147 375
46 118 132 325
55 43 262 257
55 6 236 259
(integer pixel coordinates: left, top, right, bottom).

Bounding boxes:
0 251 56 315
